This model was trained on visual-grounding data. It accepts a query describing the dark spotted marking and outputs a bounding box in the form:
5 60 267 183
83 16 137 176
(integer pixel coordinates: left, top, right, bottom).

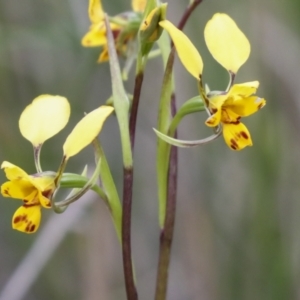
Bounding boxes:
211 108 218 114
14 214 27 224
3 189 10 196
23 203 38 208
258 103 264 110
231 120 240 125
25 222 35 233
230 138 239 150
240 131 249 139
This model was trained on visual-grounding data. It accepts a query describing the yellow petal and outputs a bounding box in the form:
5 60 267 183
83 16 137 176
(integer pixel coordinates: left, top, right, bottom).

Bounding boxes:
132 0 146 12
204 13 250 73
1 181 35 200
19 95 70 147
30 176 55 192
38 190 52 209
227 96 266 117
223 122 252 150
63 106 114 158
89 0 104 24
228 81 259 99
205 94 227 127
82 25 107 47
98 46 109 62
1 161 29 181
12 205 41 233
159 20 203 80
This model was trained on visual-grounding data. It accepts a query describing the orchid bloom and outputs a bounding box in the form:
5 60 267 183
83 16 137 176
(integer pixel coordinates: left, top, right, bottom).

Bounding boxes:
1 162 55 233
1 95 114 233
159 13 266 150
82 0 146 62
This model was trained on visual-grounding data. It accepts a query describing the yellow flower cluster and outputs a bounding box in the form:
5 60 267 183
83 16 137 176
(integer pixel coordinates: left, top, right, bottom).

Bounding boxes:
160 13 266 150
82 0 146 62
1 95 113 233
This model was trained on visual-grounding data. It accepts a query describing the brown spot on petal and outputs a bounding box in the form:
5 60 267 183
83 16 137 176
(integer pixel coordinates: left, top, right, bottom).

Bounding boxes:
23 203 38 208
230 139 239 150
240 131 249 139
25 222 36 233
231 119 241 125
258 102 264 110
3 189 10 196
14 214 27 224
211 108 218 114
13 216 21 224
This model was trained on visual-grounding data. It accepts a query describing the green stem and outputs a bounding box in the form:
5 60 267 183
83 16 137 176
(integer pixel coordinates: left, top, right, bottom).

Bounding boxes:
155 94 178 300
155 1 203 299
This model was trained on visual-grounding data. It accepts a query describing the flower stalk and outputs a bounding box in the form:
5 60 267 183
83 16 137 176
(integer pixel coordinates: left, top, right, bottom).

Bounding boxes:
155 1 204 299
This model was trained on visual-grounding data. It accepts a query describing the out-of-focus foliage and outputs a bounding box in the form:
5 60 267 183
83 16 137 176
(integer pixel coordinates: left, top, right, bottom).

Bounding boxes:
0 0 300 299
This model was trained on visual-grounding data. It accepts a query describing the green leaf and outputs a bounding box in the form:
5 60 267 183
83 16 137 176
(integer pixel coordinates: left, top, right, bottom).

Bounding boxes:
93 140 123 244
105 15 132 168
169 95 205 136
156 48 175 228
154 127 222 147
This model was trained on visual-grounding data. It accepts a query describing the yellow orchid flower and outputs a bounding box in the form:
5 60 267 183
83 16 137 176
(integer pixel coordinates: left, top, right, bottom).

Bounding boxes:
1 161 55 233
205 82 266 150
82 0 146 62
160 13 266 150
1 95 114 233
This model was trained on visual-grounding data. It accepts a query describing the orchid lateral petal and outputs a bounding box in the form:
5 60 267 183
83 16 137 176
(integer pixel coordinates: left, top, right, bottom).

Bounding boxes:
63 106 114 158
153 128 221 148
82 25 107 47
159 20 203 80
204 13 250 73
132 0 146 12
1 181 35 200
229 81 259 97
1 161 29 181
223 122 252 150
228 96 266 117
12 205 41 234
89 0 104 24
19 95 70 147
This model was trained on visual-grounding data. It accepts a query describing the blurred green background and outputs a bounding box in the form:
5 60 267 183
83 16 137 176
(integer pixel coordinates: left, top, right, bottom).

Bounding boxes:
0 0 299 299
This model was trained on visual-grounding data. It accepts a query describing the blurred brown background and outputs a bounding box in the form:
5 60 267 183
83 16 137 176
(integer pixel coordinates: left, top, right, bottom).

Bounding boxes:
0 0 299 299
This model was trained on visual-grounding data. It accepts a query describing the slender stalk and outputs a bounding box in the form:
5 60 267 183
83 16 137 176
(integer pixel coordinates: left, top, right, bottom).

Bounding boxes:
33 145 42 173
104 15 137 299
122 56 145 300
129 70 144 147
155 94 178 300
177 0 203 31
155 1 203 299
122 166 137 300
